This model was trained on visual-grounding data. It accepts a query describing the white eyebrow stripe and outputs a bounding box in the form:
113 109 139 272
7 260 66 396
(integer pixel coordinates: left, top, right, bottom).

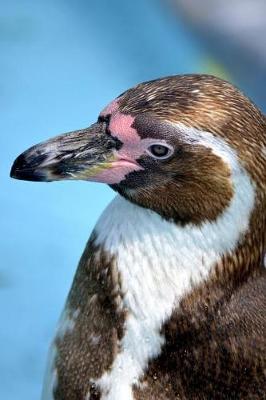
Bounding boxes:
169 121 239 170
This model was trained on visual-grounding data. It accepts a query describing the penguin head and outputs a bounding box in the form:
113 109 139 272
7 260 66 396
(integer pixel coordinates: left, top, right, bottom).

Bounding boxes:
11 74 266 225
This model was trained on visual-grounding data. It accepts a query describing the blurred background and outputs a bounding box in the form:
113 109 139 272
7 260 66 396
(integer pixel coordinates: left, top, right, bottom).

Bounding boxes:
1 0 266 399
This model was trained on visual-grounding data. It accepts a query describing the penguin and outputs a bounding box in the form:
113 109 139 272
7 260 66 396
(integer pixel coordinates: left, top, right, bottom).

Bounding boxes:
11 74 266 400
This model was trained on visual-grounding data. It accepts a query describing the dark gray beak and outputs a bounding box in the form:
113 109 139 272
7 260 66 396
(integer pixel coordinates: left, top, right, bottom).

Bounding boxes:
10 123 121 182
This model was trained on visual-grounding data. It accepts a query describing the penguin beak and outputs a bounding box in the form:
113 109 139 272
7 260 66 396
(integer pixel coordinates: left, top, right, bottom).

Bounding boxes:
10 123 122 182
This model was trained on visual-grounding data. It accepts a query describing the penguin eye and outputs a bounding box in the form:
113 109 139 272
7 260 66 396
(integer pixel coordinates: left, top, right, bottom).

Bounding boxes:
147 144 173 160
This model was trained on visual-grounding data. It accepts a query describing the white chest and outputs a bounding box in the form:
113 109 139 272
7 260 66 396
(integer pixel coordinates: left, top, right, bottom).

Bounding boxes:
92 179 254 400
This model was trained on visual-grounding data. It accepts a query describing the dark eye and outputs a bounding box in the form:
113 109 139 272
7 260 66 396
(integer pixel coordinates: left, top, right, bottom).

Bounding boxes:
148 144 173 159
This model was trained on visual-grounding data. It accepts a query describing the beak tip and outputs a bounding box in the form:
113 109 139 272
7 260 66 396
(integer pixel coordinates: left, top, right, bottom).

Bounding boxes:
10 152 47 182
10 153 25 179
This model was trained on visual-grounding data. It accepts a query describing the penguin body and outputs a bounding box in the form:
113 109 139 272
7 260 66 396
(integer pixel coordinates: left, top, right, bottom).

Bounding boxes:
11 75 266 399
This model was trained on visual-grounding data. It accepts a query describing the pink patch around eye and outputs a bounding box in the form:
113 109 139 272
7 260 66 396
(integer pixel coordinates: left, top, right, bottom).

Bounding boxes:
109 112 154 160
91 110 161 185
109 113 139 141
86 112 146 184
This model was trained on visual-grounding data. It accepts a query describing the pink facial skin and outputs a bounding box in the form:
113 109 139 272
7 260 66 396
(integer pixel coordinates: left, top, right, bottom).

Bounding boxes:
90 109 165 185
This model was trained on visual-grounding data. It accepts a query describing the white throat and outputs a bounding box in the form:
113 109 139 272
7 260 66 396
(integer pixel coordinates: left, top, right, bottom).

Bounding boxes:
93 147 255 400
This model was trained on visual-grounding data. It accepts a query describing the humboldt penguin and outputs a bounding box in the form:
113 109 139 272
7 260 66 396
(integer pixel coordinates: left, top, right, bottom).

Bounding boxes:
11 74 266 400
